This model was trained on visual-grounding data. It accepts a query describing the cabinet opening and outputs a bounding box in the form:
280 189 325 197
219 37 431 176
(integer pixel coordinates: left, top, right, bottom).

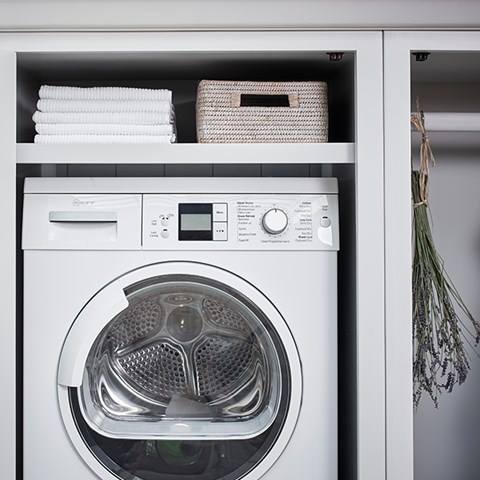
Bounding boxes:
411 49 480 480
411 51 480 150
17 51 355 144
16 160 357 480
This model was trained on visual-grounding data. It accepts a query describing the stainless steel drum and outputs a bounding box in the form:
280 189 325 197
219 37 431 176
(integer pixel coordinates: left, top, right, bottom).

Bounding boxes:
79 275 283 440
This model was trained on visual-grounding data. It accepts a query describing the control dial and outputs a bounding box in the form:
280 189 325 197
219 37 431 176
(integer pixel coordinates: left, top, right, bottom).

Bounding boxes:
262 208 288 235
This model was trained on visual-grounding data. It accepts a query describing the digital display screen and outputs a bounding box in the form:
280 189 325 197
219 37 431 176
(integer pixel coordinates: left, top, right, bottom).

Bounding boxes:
181 213 212 231
178 203 213 241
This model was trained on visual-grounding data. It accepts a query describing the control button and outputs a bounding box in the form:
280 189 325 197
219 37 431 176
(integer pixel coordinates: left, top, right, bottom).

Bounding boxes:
213 203 228 222
317 226 333 246
161 229 169 239
262 208 288 235
160 216 169 226
320 216 331 228
213 222 228 241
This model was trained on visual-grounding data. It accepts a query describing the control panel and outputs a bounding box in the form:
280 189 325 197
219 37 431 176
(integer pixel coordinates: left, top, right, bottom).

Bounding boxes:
143 194 339 250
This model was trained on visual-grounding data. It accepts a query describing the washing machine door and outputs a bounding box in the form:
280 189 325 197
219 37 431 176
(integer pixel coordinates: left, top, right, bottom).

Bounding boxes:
58 262 301 480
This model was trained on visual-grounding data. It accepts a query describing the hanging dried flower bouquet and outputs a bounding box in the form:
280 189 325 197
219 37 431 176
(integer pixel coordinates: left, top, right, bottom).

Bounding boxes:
411 109 480 408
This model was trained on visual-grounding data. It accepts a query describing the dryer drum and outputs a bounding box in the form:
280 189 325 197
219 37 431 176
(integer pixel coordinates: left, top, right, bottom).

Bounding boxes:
78 275 285 440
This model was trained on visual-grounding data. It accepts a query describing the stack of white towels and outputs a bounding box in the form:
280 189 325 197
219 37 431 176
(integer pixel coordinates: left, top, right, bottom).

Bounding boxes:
32 85 176 144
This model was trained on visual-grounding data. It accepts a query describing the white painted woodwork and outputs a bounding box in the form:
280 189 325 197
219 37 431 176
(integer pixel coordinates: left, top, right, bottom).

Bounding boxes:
0 30 386 480
16 143 355 165
0 0 480 30
384 30 480 480
412 131 480 150
383 32 414 480
415 112 480 131
0 50 16 480
353 35 385 480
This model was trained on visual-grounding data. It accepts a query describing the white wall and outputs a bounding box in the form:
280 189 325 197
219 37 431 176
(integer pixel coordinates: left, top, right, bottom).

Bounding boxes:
412 82 480 480
414 150 480 480
0 0 480 30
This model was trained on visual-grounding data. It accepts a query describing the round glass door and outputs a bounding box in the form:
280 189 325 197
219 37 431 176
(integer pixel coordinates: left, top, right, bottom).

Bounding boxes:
61 267 299 480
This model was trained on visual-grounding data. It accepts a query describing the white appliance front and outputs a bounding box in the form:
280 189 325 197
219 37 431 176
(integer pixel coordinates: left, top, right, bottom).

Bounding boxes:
22 178 338 480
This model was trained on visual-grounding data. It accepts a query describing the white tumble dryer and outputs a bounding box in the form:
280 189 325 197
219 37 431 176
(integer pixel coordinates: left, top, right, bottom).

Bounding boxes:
22 177 339 480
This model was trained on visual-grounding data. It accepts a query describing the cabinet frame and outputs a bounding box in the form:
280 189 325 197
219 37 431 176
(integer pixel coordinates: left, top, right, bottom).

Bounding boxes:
0 30 385 480
384 30 480 480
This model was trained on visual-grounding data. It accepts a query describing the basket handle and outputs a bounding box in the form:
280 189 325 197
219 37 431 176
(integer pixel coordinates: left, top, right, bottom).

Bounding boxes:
231 92 299 108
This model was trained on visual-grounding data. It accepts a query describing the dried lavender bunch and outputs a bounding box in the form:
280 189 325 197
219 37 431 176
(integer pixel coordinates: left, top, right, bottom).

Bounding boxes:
412 171 480 407
411 108 480 407
411 107 480 407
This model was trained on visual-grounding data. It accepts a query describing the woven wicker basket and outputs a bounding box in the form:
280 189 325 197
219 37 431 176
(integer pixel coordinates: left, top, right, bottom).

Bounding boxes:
196 80 328 143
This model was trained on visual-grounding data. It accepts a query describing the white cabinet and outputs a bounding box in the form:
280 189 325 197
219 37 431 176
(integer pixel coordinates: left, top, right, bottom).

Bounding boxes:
0 49 16 480
0 31 386 480
2 25 479 480
384 31 480 480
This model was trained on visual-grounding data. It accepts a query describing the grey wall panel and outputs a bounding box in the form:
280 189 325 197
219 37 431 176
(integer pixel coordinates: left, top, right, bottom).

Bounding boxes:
67 164 116 177
116 164 165 177
261 164 310 177
212 165 262 177
165 164 213 176
412 76 480 480
414 153 480 480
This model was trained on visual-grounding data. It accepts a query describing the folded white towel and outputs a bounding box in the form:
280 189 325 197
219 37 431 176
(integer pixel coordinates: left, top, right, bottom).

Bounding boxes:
34 134 176 144
37 99 173 114
39 85 172 102
35 123 174 136
32 111 173 125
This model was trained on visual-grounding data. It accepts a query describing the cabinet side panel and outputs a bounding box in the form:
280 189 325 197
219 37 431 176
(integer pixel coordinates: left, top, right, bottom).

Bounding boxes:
0 49 17 480
383 32 414 480
355 33 386 480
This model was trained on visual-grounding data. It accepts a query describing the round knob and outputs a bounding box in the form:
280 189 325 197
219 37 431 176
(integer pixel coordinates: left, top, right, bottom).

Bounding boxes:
320 216 331 228
262 208 288 235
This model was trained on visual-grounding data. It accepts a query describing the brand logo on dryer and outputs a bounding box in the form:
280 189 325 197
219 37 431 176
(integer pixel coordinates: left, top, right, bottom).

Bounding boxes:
72 198 95 207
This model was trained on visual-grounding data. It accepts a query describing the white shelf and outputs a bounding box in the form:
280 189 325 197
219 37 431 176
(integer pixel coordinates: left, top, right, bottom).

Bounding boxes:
16 142 355 165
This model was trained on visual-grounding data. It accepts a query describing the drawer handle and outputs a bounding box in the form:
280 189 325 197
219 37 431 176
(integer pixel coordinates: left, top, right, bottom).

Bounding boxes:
49 211 118 223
